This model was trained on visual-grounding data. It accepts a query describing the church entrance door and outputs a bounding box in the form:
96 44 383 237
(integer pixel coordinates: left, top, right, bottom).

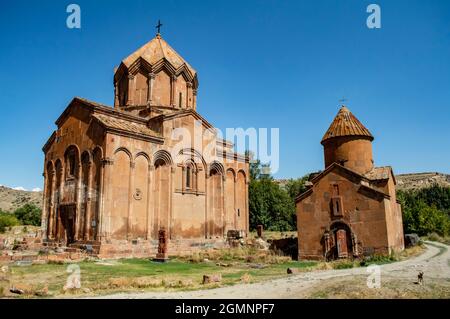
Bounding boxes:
336 229 348 258
60 205 76 245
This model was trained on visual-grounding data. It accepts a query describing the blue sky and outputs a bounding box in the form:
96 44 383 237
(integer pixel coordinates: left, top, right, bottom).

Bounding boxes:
0 0 449 190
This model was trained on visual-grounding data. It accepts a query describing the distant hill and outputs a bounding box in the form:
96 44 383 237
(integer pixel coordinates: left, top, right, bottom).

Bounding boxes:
395 172 450 191
274 172 450 192
0 186 43 212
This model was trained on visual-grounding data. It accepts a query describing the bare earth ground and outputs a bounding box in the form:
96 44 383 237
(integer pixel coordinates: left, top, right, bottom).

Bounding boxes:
95 241 450 299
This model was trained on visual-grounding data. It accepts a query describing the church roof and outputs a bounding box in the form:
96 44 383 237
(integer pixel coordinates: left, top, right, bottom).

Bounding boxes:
295 162 392 203
121 34 196 75
321 106 374 145
364 166 393 181
92 113 161 139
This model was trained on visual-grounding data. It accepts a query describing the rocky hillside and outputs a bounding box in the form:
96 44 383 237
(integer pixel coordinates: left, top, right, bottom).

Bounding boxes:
0 186 43 212
396 172 450 191
275 172 450 192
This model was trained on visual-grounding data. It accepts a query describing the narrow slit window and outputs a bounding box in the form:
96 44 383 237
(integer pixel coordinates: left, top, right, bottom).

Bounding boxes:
186 165 191 188
179 92 182 108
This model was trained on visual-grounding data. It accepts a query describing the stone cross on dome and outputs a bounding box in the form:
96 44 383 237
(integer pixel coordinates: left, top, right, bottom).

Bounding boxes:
339 97 348 105
155 19 163 35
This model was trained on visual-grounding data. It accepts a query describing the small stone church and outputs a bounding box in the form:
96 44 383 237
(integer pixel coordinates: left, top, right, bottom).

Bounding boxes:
296 106 404 260
41 32 249 257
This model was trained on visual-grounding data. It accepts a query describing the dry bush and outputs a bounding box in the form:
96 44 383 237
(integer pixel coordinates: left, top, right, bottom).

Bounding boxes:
108 277 131 288
240 273 252 284
183 246 292 265
131 277 163 288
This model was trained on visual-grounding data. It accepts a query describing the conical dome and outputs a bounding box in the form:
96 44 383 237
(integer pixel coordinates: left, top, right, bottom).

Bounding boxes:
121 34 196 76
321 106 373 145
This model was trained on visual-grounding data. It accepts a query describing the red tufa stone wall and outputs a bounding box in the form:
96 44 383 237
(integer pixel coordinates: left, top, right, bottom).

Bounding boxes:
297 169 396 260
297 106 404 261
96 238 229 259
323 136 374 175
41 34 250 258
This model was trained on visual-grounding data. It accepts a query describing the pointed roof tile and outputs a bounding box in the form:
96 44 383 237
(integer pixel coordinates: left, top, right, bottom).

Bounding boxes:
321 106 374 144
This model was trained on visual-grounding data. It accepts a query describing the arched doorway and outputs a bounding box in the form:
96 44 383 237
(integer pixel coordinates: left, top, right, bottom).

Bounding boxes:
324 222 354 260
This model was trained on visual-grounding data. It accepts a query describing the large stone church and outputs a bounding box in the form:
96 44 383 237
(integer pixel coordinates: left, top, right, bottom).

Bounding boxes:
296 106 404 260
41 32 249 257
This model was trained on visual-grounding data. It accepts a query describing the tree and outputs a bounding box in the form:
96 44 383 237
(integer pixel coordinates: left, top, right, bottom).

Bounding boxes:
13 204 42 226
285 175 310 200
397 186 450 236
248 159 296 231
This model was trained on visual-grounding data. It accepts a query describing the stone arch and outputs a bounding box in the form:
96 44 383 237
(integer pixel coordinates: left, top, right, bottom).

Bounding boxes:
153 149 173 166
209 165 223 237
90 147 103 240
184 158 198 190
153 150 171 238
134 151 150 162
114 147 132 159
64 145 80 180
81 150 92 164
92 145 103 159
236 170 246 231
177 148 206 168
131 153 150 238
210 161 225 177
225 168 236 231
79 151 91 239
237 169 247 183
325 221 355 260
110 149 131 239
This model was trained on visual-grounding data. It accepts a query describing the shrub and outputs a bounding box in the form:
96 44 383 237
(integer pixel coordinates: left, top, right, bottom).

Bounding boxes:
13 204 41 226
0 212 20 233
332 260 355 269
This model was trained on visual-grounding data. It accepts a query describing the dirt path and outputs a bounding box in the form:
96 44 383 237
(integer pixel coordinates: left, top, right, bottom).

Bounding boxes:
95 241 450 299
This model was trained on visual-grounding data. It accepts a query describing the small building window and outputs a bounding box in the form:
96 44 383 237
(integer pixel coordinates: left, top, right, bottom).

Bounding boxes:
186 165 191 189
179 92 183 108
184 162 198 191
237 209 240 217
331 196 344 217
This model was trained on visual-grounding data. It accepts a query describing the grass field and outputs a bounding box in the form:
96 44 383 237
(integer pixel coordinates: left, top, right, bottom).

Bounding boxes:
0 248 317 298
0 242 425 298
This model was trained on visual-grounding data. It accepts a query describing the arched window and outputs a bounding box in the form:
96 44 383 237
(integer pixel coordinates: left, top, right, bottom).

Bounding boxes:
186 165 192 189
64 146 79 179
184 160 197 191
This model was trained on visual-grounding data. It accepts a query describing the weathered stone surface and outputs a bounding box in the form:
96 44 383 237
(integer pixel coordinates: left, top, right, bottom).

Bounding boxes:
296 106 405 261
40 32 249 259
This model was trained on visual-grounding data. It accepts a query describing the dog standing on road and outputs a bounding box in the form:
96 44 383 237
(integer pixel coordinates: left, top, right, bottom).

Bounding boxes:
418 271 424 285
